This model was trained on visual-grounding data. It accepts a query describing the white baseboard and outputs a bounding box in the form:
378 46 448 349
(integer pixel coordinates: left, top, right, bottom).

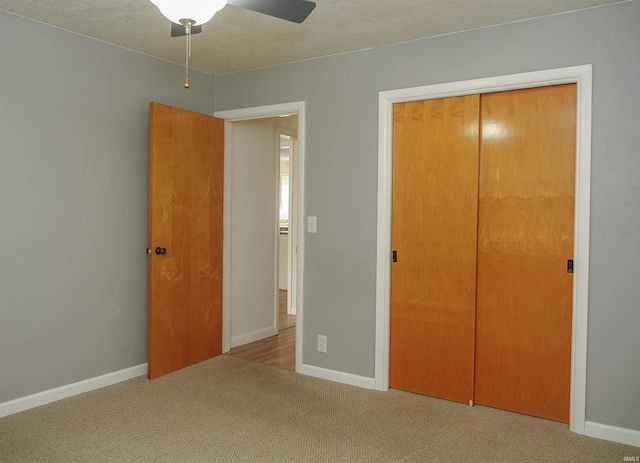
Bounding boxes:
299 363 376 390
230 326 276 349
0 363 148 418
585 421 640 448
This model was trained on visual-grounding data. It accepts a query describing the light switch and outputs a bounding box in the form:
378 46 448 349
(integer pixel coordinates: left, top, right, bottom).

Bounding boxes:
308 216 317 233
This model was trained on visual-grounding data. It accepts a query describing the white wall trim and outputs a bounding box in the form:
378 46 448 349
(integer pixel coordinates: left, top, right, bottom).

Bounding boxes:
0 364 148 418
215 102 306 373
376 65 592 435
299 364 376 390
230 326 278 349
216 102 303 121
585 421 640 448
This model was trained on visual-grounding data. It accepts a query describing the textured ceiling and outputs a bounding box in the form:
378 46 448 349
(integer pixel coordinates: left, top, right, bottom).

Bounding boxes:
0 0 626 75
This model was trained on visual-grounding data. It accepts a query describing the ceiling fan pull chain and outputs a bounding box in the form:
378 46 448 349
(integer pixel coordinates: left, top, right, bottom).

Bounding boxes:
187 22 192 58
181 19 193 89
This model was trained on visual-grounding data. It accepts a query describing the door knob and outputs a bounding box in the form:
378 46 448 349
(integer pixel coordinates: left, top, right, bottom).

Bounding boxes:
155 247 167 255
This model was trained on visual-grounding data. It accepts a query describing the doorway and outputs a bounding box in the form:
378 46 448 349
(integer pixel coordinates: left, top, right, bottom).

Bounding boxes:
375 65 593 433
216 102 306 374
277 128 299 326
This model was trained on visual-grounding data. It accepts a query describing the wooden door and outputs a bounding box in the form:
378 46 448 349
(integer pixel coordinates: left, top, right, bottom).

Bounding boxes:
389 95 480 403
148 102 224 379
474 84 576 422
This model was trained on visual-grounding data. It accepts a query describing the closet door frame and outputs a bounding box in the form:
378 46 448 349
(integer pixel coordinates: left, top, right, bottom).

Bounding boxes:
375 65 592 435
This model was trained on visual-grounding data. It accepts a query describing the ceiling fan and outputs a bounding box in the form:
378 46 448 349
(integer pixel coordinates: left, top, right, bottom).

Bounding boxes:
150 0 317 88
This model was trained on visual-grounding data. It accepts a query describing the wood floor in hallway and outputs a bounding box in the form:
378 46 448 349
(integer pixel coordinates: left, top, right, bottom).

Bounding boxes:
226 290 296 371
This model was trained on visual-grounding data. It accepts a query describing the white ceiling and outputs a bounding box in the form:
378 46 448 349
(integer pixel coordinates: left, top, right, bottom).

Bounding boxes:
0 0 626 75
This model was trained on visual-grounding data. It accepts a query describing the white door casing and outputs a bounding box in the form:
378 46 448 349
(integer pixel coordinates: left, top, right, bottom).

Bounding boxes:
277 127 299 316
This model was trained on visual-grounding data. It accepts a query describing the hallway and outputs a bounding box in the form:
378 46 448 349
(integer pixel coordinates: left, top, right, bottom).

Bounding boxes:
226 290 295 371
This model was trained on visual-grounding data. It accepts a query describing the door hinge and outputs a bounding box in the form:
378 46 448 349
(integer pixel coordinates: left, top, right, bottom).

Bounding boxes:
392 250 397 263
567 259 574 274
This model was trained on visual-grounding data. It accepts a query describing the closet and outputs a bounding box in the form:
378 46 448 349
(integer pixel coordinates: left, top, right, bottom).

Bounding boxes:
389 84 576 423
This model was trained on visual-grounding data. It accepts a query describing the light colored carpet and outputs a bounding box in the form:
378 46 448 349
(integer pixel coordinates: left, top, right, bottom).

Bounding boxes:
1 356 637 462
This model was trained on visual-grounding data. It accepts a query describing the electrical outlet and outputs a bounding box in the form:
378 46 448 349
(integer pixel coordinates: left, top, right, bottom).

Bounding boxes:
317 335 327 353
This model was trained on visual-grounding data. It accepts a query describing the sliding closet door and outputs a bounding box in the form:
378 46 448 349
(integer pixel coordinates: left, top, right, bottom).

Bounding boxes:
474 84 576 422
390 96 479 403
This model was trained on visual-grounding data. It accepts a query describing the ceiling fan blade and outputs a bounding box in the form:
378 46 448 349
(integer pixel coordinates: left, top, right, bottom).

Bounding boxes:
228 0 316 23
171 22 203 37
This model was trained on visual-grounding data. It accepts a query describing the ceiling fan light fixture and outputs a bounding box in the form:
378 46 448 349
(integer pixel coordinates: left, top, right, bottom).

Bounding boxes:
150 0 228 26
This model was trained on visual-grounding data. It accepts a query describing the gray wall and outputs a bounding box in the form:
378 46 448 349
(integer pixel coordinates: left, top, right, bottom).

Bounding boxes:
0 11 215 403
215 1 640 430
